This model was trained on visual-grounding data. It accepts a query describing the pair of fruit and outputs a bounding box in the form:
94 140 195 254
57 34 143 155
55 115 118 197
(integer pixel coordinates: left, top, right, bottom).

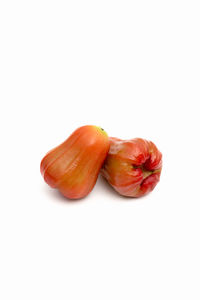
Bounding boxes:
40 125 162 199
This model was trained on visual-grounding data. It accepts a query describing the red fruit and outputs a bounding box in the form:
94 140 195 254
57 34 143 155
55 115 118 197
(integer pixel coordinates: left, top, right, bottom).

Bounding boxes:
40 125 110 199
101 137 162 198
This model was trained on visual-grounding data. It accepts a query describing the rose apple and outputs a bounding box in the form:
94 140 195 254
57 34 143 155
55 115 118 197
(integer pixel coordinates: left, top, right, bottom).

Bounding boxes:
40 125 110 199
101 137 162 197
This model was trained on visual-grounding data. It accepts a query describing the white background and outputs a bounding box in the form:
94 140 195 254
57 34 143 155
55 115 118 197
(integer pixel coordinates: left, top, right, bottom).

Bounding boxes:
0 1 200 299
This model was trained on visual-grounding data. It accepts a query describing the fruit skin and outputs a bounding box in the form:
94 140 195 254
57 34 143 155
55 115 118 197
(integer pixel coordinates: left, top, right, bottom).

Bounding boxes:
40 125 110 199
101 137 162 198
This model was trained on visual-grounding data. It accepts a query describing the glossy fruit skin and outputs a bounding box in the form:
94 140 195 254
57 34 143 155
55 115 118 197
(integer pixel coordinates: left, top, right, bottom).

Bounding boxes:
40 125 110 199
101 137 162 198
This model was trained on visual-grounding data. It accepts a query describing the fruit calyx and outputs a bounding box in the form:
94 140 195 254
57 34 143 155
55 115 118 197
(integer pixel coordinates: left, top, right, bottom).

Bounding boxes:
132 164 161 179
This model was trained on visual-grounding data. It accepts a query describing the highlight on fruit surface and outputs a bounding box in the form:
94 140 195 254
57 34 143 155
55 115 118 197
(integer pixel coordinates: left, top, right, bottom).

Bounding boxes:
40 125 110 199
101 137 162 198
